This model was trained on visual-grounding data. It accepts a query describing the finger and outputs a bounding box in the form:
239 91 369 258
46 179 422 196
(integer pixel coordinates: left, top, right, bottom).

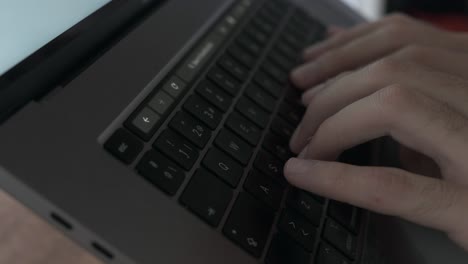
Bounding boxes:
284 158 468 240
327 26 345 37
303 14 411 61
290 58 468 153
301 71 353 106
301 86 468 183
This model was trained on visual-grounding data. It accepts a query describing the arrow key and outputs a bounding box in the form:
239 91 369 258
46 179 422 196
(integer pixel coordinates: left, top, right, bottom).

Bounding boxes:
278 209 317 252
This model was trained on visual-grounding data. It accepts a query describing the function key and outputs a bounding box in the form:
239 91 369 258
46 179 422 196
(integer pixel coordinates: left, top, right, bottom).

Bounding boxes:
196 80 233 112
208 67 240 96
104 128 143 164
153 130 198 170
202 148 243 188
245 84 277 113
137 150 185 195
226 112 262 146
169 112 211 149
316 243 352 264
180 169 233 227
266 233 311 264
323 219 358 260
254 150 286 185
278 209 317 252
223 192 275 258
127 107 161 141
215 129 253 165
148 90 174 115
183 95 222 130
287 188 323 226
218 54 249 82
243 170 285 210
235 97 270 129
162 76 187 98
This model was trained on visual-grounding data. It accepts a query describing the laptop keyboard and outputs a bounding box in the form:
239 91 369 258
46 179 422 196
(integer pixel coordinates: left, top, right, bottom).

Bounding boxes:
104 0 363 263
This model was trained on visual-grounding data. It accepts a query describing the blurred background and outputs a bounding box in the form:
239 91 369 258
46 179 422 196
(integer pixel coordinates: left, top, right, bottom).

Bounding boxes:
342 0 468 31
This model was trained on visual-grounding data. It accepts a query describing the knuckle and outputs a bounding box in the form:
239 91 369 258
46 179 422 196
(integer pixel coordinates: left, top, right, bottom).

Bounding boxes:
413 181 459 218
365 57 401 84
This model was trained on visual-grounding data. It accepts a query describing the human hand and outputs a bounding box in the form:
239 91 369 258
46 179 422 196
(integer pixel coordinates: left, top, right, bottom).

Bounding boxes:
285 15 468 251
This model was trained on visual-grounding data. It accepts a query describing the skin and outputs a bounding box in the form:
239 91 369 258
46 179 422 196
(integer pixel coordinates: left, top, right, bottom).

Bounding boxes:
283 14 468 251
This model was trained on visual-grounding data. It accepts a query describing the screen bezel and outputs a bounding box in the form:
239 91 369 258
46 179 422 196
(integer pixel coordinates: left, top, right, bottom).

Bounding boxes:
0 0 164 122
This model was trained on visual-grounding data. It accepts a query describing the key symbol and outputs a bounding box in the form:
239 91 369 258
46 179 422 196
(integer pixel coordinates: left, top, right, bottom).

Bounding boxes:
268 163 278 173
246 238 258 248
171 82 180 90
118 143 128 153
229 142 239 151
301 200 311 210
178 149 190 159
142 117 150 123
260 185 270 195
218 162 230 171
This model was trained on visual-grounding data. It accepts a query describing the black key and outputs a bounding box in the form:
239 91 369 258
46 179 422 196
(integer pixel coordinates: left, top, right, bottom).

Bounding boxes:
218 54 249 81
223 192 275 258
262 61 289 84
284 87 303 106
104 128 143 164
236 97 270 128
169 112 211 149
328 201 361 234
262 133 293 161
245 24 269 45
203 148 243 188
271 117 295 139
287 189 323 226
228 44 256 68
180 169 233 227
266 233 311 264
275 41 298 61
252 16 275 35
153 130 198 170
280 31 306 50
268 51 296 72
226 112 262 146
126 107 161 141
278 102 304 126
183 95 222 130
254 150 286 185
196 80 233 112
244 170 284 210
254 71 283 98
208 67 240 96
245 84 277 112
323 219 358 259
137 150 185 195
148 90 174 115
215 129 253 165
316 243 352 264
237 33 262 55
278 209 317 252
162 75 187 98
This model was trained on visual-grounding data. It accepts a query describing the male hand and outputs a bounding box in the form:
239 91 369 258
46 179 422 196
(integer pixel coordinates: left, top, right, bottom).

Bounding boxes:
285 14 468 250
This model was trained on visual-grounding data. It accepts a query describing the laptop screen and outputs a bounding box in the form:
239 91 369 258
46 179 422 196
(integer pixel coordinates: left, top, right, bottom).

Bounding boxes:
0 0 112 76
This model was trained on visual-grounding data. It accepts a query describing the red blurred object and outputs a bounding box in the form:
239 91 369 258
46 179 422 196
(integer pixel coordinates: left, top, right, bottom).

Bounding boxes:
412 12 468 31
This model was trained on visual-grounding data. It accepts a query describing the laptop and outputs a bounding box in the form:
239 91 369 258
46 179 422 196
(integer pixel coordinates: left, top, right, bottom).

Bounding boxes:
0 0 467 263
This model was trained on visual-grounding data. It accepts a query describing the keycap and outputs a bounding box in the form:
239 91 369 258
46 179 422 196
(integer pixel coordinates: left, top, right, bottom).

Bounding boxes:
323 219 357 259
237 33 262 55
316 243 352 264
266 233 311 264
236 97 270 128
287 189 323 226
284 87 303 107
196 80 233 112
137 150 185 195
262 133 293 162
153 130 198 170
223 192 275 258
254 150 286 185
218 54 249 82
104 128 143 164
278 209 317 252
245 24 269 45
208 67 240 96
148 90 174 115
262 61 289 84
278 102 304 126
280 31 306 50
271 117 295 139
226 112 262 146
254 71 283 98
243 170 284 210
252 16 275 35
328 201 361 234
180 169 233 227
183 95 222 130
245 84 277 112
128 107 161 140
162 75 187 98
268 51 296 72
228 44 256 68
275 41 298 61
203 148 243 188
215 129 253 165
169 112 211 149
